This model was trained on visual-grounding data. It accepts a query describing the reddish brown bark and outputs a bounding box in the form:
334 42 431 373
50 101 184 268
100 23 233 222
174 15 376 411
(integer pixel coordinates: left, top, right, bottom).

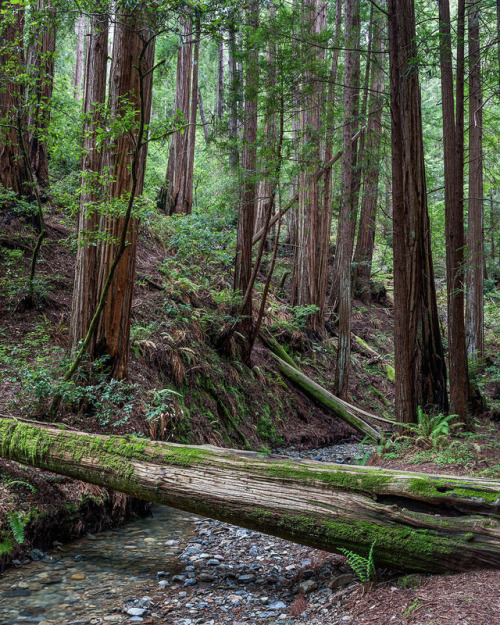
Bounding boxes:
227 17 240 170
161 17 192 215
438 0 469 423
332 0 361 397
94 14 155 379
466 1 484 362
69 14 109 354
233 0 259 363
26 0 56 189
388 0 448 423
291 0 329 333
0 5 30 207
353 4 386 304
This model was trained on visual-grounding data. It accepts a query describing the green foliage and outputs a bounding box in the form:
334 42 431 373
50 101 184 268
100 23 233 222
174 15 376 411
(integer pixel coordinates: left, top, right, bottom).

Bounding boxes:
7 511 26 545
339 541 377 583
395 408 461 449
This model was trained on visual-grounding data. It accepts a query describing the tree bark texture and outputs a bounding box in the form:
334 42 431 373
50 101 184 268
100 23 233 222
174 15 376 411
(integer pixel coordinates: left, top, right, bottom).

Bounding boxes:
162 17 192 215
1 418 499 573
216 38 224 121
184 16 200 213
74 15 85 100
466 2 484 361
0 5 30 207
233 0 259 362
198 90 211 145
291 0 329 333
69 14 109 354
352 3 386 304
26 0 56 189
94 13 155 379
332 0 361 398
388 0 448 423
438 0 469 424
227 17 240 170
254 11 277 240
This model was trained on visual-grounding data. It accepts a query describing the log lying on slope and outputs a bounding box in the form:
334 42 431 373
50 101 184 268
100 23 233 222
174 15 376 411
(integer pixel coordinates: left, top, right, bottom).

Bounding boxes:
1 418 499 573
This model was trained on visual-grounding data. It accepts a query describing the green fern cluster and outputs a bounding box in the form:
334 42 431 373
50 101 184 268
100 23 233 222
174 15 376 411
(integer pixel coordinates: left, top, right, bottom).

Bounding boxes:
339 541 377 583
7 511 26 545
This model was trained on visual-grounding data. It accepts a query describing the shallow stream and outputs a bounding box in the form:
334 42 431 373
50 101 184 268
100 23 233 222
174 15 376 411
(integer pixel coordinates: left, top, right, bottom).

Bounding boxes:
0 506 195 625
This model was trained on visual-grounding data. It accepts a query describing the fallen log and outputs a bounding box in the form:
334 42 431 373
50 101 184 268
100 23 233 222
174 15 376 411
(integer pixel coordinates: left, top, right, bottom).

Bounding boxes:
269 354 385 439
1 418 499 573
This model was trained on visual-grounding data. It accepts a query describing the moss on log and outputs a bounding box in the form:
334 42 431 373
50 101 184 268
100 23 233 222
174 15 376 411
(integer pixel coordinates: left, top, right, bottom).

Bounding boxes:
0 417 499 573
270 354 383 439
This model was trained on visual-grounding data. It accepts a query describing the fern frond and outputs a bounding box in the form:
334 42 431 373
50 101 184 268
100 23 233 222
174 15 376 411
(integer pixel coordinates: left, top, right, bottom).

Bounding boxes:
7 511 26 545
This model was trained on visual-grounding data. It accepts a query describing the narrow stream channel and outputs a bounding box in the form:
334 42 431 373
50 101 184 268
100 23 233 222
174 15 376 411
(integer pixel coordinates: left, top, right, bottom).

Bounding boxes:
0 506 196 625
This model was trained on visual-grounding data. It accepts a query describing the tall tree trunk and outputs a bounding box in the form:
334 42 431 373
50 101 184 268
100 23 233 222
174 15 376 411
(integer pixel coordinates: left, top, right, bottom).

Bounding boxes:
234 0 259 364
69 14 109 354
255 10 277 239
160 17 192 215
388 0 448 423
291 0 328 333
26 0 56 189
353 3 386 303
438 0 469 424
184 15 200 214
198 90 211 145
94 13 155 380
74 15 85 100
332 0 361 397
0 4 30 209
227 18 239 170
466 1 484 362
216 38 224 122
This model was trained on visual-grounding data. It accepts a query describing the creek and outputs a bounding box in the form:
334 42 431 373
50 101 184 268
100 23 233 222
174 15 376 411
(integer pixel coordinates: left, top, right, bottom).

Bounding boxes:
0 506 195 625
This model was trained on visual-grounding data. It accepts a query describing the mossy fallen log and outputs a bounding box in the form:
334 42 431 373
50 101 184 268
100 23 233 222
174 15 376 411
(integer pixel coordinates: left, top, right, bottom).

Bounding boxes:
269 354 385 439
1 418 499 572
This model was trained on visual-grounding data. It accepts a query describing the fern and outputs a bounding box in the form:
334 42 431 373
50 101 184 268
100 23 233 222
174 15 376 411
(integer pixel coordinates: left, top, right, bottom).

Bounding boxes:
7 511 26 545
339 541 377 583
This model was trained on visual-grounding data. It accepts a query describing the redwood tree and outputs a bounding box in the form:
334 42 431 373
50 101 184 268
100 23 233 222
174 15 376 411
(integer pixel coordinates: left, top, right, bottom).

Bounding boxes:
93 12 155 379
332 0 361 398
438 0 469 423
352 3 386 304
388 0 448 423
466 0 484 362
0 4 30 208
233 0 259 363
159 16 193 215
26 0 57 189
291 0 329 333
70 12 109 354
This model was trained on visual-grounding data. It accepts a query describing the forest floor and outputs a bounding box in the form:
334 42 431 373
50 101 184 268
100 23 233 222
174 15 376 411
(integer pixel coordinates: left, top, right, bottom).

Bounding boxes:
0 208 499 622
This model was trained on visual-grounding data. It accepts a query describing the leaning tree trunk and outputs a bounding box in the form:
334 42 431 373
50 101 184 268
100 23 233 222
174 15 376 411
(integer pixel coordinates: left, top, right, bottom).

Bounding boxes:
388 0 448 424
0 418 499 573
69 14 109 354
